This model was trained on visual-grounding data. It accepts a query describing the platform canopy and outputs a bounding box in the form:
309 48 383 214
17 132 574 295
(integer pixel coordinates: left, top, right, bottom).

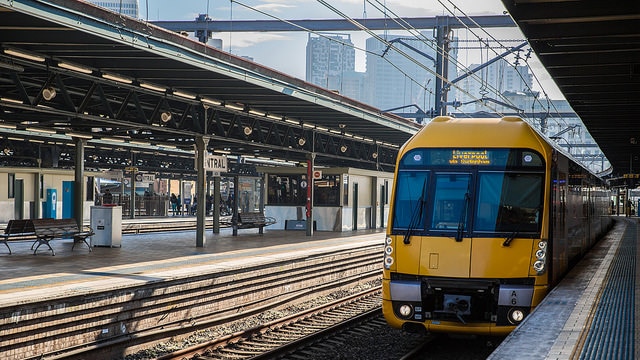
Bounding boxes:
0 0 421 176
502 0 640 176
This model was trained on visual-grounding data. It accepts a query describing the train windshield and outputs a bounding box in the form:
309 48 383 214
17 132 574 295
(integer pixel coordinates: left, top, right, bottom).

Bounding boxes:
392 148 544 237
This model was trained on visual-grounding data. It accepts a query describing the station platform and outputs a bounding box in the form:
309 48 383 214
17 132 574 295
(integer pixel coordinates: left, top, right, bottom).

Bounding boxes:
489 217 639 360
0 217 637 360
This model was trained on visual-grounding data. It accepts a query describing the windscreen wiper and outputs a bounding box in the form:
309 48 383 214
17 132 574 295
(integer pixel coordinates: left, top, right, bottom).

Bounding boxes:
455 191 470 242
404 179 427 245
503 231 518 247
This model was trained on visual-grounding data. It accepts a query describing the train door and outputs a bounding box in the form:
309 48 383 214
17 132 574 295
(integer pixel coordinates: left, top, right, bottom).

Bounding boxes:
14 178 24 219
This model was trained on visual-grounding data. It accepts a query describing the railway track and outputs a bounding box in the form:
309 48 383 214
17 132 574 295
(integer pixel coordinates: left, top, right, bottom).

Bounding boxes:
156 288 383 360
3 243 382 360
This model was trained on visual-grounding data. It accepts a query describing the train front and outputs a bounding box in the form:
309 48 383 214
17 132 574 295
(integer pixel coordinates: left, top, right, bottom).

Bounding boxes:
382 117 551 336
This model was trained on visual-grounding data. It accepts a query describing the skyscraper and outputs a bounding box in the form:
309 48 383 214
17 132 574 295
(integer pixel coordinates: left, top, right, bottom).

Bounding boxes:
364 34 458 116
305 33 356 93
88 0 139 18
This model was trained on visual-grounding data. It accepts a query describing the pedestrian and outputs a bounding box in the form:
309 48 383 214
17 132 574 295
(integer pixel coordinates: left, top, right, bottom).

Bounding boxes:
103 189 113 205
170 193 178 216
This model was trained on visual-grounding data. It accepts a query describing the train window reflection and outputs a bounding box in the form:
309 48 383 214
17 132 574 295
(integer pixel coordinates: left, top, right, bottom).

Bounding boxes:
475 173 543 233
430 173 471 230
392 171 429 229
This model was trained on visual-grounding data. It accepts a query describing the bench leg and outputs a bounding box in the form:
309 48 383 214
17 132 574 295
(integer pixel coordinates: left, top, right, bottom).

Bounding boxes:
259 225 264 234
33 238 55 256
72 236 92 252
1 240 11 255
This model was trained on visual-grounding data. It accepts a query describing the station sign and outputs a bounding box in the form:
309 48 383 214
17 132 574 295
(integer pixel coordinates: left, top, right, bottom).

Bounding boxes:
205 154 228 174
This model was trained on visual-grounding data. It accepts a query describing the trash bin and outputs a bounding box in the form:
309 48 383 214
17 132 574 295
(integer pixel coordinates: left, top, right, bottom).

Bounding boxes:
90 205 122 247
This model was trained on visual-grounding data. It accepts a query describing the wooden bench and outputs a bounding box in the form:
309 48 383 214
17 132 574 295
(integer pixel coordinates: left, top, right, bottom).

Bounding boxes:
235 212 277 233
1 219 36 255
31 218 94 256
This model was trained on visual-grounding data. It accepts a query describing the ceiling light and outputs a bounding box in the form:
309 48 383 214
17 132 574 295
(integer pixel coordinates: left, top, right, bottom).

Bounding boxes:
224 102 244 111
160 111 172 123
102 73 133 84
0 123 17 129
249 109 265 117
4 48 45 62
66 132 93 139
102 137 125 143
26 127 56 134
372 152 378 159
173 90 196 99
201 97 222 106
1 97 23 104
58 61 93 74
213 149 231 154
340 145 348 153
284 119 299 125
267 113 282 120
298 138 306 146
42 86 56 101
243 126 253 136
140 82 166 92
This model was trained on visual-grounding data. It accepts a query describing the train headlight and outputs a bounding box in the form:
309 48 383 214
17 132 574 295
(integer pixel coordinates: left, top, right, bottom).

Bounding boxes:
508 309 525 324
533 260 545 273
533 240 547 274
398 304 413 319
384 236 394 269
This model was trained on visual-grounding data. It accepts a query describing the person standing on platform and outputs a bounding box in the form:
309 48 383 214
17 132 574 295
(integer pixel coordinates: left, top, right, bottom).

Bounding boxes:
103 189 113 205
170 193 178 216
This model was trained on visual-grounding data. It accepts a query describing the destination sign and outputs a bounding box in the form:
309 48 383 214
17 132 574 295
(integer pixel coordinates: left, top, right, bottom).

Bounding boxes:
448 150 491 165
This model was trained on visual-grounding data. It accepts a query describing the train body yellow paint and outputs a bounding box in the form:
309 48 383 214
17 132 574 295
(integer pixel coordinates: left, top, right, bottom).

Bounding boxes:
382 116 612 336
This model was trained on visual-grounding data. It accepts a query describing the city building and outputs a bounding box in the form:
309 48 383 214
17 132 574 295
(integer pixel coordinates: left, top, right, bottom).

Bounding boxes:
88 0 139 18
305 33 356 94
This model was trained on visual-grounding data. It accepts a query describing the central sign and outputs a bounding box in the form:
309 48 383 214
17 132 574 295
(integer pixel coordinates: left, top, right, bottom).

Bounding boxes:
205 154 228 173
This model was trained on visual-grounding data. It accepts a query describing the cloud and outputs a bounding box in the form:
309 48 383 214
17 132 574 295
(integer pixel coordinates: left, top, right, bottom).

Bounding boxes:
253 3 296 13
225 32 291 48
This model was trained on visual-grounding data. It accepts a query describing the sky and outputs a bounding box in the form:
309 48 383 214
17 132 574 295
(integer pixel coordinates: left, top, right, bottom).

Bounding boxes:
137 0 565 100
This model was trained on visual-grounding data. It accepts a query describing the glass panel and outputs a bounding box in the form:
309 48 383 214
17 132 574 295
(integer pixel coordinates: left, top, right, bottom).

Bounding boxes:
238 177 261 213
475 173 543 232
392 171 429 229
430 173 471 230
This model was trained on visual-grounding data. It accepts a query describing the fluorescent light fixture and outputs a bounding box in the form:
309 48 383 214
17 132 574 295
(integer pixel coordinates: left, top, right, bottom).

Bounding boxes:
329 129 342 134
58 61 93 74
1 97 23 104
4 48 45 62
267 113 282 120
28 139 45 143
224 102 244 111
129 140 149 145
102 73 133 84
214 149 231 154
284 119 299 125
173 90 196 99
65 132 93 139
26 127 56 134
201 97 222 106
8 137 23 141
316 126 328 132
102 137 125 143
0 123 16 129
303 123 314 128
140 82 166 92
249 109 265 117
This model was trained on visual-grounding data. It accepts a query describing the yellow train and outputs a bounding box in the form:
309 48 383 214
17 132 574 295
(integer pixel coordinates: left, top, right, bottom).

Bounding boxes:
382 116 612 336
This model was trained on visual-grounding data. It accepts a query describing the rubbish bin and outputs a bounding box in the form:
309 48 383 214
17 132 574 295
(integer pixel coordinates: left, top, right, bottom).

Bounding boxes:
90 205 122 247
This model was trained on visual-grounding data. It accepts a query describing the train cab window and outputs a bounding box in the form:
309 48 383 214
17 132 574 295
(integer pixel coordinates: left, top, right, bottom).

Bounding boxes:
392 171 429 230
430 173 471 231
475 172 543 233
